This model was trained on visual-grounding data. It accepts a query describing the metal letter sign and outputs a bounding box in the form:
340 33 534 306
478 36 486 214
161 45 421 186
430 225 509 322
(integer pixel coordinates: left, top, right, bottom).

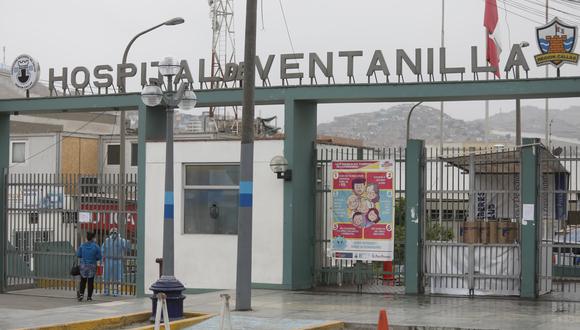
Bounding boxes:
11 54 40 90
330 160 395 261
43 19 580 97
535 17 579 68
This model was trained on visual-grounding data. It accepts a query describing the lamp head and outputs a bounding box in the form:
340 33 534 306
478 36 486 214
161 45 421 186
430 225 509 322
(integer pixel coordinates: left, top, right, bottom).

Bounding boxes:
159 57 181 77
270 155 292 181
177 89 197 112
269 155 288 174
141 85 163 107
164 17 185 26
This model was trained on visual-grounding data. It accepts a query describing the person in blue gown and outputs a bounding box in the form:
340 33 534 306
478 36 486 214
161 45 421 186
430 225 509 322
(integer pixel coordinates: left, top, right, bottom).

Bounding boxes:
101 227 127 296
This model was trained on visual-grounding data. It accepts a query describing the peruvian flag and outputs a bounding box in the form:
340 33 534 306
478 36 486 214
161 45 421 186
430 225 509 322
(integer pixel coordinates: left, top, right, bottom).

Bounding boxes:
484 0 502 77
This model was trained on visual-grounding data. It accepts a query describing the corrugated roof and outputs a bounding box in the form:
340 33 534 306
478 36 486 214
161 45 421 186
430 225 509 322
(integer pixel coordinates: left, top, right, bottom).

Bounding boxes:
10 120 63 134
442 146 568 174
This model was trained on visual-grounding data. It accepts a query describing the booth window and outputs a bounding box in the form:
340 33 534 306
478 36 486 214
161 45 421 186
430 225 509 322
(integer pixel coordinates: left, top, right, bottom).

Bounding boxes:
107 144 120 165
183 164 240 235
11 141 26 163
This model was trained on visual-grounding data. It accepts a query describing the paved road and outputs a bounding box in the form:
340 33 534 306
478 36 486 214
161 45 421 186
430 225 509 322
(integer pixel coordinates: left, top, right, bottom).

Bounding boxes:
1 289 580 329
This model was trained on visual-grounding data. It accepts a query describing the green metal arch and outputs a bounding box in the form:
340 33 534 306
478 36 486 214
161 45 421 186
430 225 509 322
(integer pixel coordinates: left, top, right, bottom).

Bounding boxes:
1 77 580 294
1 77 580 113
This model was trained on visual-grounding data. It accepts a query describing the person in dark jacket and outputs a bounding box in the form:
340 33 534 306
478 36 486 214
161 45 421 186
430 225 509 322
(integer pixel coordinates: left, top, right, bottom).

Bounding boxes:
76 231 102 301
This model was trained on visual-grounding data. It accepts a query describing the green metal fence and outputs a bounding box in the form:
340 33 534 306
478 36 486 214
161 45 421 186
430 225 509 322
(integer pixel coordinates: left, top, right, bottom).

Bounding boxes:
539 146 580 300
313 146 406 294
5 173 138 296
422 147 522 296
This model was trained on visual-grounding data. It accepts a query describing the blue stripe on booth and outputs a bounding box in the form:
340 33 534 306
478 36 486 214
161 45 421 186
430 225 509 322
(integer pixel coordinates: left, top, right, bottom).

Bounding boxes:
164 204 174 220
240 181 253 194
239 193 253 207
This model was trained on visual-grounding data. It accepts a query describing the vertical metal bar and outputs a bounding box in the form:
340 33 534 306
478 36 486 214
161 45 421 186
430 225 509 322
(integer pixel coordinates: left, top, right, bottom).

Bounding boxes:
37 173 42 289
55 173 59 291
4 172 8 292
14 172 17 289
10 173 15 289
46 173 52 290
61 173 65 291
574 146 578 293
20 173 28 283
109 172 114 296
63 173 66 291
6 172 11 291
17 172 21 289
48 173 54 290
25 173 30 288
38 173 42 288
2 170 9 293
324 148 328 275
42 174 47 289
70 173 74 293
25 172 29 288
72 172 77 292
23 172 27 288
32 172 36 288
61 173 66 291
75 173 81 292
67 173 72 291
19 172 24 289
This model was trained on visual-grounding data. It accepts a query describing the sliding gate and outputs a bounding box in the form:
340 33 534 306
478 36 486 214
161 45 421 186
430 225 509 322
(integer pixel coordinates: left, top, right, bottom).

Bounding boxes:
313 146 406 294
539 146 580 300
5 173 138 296
423 147 522 296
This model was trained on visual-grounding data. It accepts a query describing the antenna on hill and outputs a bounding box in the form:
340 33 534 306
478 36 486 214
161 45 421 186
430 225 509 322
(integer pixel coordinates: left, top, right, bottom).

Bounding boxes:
2 46 5 65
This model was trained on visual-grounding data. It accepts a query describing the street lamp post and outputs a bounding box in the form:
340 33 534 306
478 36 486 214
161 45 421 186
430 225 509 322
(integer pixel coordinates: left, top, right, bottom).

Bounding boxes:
406 101 423 143
118 17 184 240
141 57 197 321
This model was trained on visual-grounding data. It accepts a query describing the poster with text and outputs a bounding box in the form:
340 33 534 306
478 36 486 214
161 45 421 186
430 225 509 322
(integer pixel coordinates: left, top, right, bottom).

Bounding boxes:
331 160 395 261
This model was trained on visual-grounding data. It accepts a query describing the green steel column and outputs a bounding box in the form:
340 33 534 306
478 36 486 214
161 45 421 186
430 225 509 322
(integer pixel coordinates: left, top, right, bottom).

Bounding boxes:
521 137 540 298
405 139 424 294
136 104 166 297
283 99 317 290
0 113 9 293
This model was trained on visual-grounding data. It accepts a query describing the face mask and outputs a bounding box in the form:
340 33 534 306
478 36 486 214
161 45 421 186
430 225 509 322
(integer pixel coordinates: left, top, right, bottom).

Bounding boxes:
111 233 118 239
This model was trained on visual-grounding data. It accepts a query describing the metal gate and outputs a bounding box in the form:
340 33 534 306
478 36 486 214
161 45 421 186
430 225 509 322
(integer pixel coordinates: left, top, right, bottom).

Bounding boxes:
423 147 522 296
314 146 405 294
539 146 580 300
5 173 138 296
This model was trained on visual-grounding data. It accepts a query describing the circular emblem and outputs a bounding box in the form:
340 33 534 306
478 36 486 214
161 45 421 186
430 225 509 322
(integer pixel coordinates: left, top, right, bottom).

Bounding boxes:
11 54 40 90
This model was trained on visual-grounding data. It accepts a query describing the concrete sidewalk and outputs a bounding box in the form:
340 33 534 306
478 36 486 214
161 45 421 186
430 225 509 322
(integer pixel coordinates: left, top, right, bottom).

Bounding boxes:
1 289 579 329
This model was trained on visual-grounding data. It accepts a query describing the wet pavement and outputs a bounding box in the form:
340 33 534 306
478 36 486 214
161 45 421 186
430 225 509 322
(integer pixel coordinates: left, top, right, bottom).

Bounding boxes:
1 288 579 329
186 315 338 330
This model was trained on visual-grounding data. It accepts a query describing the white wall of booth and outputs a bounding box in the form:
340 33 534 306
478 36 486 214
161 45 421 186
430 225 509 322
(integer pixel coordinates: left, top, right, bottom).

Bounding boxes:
144 139 284 291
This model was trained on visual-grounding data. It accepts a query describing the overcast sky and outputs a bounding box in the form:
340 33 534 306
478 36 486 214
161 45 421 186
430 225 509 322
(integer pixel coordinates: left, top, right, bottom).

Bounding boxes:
1 0 580 125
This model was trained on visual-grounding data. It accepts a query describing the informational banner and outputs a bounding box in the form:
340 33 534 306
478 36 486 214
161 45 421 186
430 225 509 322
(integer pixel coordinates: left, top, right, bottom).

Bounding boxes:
554 173 568 221
331 160 395 261
8 186 64 210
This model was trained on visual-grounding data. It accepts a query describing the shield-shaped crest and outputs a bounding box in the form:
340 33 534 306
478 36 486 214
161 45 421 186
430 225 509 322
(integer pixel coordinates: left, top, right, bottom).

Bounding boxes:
535 17 579 68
